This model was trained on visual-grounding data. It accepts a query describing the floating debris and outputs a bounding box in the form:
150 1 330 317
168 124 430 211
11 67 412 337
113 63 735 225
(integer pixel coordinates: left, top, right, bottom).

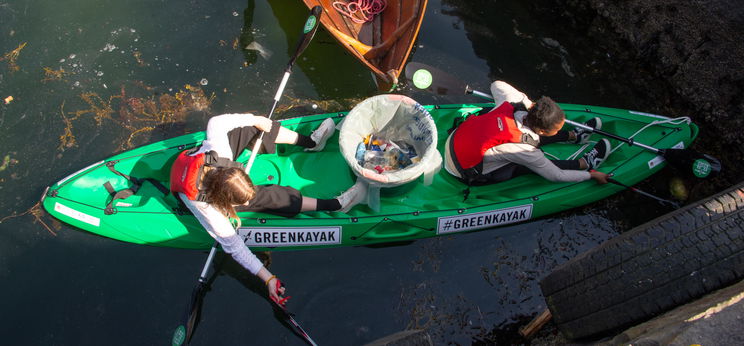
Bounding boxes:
4 96 12 104
0 202 57 236
60 82 215 150
42 67 71 82
132 50 147 66
0 154 18 172
58 102 77 149
274 96 365 116
244 41 272 60
1 42 27 72
102 43 117 52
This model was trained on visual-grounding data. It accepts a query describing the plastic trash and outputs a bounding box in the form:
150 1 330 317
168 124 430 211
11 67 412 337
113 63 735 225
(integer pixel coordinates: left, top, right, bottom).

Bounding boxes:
339 94 442 211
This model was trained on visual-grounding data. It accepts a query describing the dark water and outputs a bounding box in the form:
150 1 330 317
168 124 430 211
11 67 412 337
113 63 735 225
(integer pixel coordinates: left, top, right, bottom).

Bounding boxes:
0 0 674 344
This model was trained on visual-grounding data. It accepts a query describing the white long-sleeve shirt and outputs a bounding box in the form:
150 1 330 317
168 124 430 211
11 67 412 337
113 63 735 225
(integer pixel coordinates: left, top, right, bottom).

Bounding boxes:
179 113 265 275
444 81 590 182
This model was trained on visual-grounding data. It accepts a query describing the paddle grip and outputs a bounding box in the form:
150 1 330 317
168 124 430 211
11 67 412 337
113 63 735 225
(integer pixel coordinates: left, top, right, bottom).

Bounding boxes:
199 243 219 279
469 89 493 100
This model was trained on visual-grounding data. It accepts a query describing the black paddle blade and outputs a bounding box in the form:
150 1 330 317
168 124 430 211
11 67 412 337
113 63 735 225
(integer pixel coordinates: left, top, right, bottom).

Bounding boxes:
662 148 722 179
172 282 208 346
404 62 470 96
287 5 323 68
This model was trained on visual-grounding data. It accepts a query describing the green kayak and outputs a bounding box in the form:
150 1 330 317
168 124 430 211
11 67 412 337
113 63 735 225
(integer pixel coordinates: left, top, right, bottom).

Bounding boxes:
41 101 697 251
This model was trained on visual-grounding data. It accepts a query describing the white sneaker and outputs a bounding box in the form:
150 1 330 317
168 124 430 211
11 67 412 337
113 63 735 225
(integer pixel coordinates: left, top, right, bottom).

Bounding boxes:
336 179 368 213
305 118 335 152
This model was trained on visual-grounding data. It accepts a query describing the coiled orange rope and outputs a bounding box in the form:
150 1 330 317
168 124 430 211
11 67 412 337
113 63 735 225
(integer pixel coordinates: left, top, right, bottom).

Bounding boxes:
332 0 387 24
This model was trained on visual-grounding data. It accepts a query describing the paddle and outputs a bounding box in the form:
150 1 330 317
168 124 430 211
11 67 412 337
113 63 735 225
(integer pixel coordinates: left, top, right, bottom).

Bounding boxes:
272 300 319 346
172 8 322 345
608 177 681 208
404 62 722 179
172 243 218 346
245 5 322 171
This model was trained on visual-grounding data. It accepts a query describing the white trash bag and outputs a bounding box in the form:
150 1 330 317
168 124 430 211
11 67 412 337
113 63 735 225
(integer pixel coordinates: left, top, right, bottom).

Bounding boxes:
339 94 442 211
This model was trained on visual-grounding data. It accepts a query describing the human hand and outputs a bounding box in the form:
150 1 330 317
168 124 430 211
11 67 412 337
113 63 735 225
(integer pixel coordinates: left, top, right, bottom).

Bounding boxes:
589 170 610 184
267 276 289 306
254 116 273 132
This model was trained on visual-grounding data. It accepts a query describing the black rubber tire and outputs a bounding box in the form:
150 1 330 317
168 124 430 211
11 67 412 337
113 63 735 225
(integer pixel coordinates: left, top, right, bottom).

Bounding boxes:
539 181 744 340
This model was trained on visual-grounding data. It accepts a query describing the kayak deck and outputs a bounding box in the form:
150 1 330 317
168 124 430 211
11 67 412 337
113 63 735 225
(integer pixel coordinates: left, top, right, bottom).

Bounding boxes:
42 102 697 250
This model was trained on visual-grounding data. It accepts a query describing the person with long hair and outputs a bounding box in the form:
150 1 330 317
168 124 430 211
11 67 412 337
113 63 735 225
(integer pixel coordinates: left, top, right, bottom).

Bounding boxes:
444 81 612 186
171 113 367 304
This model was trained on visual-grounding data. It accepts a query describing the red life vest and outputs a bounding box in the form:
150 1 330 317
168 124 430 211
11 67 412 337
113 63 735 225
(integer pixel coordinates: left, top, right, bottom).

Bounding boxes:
169 150 244 202
170 150 207 201
452 102 528 170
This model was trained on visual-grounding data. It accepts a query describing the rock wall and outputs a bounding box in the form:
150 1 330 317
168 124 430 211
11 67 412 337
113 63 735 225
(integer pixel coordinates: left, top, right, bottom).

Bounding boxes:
561 0 744 150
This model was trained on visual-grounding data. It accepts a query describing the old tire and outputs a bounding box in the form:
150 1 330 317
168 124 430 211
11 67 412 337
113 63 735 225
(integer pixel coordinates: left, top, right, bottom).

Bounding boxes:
539 182 744 340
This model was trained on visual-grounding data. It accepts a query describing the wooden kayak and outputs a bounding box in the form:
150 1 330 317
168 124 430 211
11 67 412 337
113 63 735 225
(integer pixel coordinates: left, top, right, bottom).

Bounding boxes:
302 0 428 91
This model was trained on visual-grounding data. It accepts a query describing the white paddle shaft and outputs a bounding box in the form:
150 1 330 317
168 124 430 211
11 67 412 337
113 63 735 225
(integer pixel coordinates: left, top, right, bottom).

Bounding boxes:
274 71 290 101
198 243 218 281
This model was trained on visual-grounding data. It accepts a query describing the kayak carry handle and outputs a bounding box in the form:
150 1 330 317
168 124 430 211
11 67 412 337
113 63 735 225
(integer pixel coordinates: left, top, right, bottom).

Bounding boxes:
361 220 431 239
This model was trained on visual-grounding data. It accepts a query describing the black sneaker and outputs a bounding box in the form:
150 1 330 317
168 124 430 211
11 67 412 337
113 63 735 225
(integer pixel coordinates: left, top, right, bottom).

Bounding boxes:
573 117 602 144
583 138 611 170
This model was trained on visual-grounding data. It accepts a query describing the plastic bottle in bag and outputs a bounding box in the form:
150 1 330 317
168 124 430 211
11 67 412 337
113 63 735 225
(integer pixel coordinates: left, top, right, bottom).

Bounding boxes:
355 142 366 165
363 150 386 170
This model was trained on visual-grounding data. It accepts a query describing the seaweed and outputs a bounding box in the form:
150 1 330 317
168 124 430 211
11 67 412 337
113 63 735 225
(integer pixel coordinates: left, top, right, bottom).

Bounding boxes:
0 42 26 72
42 67 71 82
0 202 57 236
59 82 215 151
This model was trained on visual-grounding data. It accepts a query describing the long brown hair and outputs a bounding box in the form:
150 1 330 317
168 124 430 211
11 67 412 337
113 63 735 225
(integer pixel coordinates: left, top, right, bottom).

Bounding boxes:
202 167 256 223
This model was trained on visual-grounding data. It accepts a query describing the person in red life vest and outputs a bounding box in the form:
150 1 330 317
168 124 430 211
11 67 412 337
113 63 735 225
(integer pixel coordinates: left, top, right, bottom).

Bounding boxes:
171 113 367 304
444 81 611 186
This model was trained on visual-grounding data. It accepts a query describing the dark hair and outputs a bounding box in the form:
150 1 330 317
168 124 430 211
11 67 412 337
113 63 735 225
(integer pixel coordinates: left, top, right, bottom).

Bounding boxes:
525 96 565 132
202 167 255 224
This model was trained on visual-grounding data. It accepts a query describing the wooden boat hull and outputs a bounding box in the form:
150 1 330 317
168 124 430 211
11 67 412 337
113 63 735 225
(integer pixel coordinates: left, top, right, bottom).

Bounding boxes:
302 0 428 90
